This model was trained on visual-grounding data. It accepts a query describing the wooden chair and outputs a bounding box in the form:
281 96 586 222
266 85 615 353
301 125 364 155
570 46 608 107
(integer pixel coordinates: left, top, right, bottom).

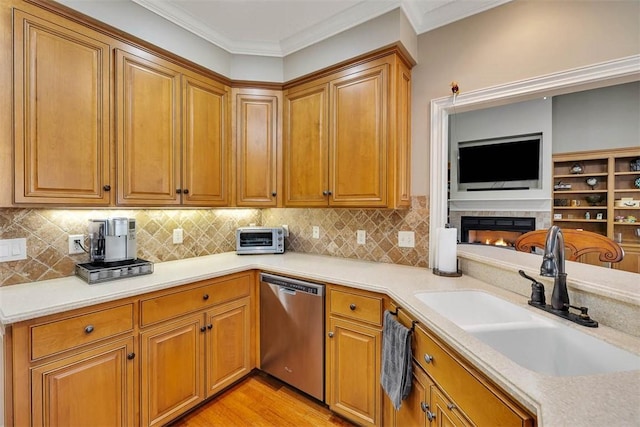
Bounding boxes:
514 228 625 264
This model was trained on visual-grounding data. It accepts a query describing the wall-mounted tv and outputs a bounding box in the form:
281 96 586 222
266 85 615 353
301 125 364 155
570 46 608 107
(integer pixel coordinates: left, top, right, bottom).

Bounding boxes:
457 133 542 191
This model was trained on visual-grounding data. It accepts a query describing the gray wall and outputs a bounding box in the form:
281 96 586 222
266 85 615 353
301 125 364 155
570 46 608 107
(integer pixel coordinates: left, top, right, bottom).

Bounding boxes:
552 81 640 153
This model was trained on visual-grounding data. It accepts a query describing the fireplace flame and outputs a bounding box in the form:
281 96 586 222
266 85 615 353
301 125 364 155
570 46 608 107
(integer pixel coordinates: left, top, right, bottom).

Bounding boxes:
494 238 508 247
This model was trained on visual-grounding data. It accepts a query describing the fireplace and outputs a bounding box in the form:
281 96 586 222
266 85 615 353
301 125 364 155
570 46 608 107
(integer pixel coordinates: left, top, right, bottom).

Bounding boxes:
461 216 536 248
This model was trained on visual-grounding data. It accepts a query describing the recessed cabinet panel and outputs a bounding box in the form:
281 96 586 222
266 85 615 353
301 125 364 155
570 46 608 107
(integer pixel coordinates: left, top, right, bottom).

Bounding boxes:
13 10 111 204
284 84 329 206
235 91 279 206
330 65 387 207
182 76 230 206
116 49 181 205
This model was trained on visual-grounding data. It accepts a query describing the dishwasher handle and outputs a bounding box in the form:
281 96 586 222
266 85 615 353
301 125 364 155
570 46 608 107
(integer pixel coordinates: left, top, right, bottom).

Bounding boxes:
260 273 324 296
279 286 297 295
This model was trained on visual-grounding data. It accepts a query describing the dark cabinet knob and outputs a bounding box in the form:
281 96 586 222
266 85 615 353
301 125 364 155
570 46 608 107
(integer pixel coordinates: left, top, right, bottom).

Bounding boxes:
349 304 356 311
200 326 206 332
328 332 334 338
207 324 213 330
103 185 111 191
84 325 94 334
203 294 209 300
127 352 135 360
322 191 329 196
271 192 277 197
183 189 189 194
176 189 182 194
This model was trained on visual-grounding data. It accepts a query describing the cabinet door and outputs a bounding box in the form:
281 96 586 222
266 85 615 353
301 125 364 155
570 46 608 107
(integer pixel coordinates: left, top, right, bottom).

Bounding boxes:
395 362 432 427
327 316 382 426
329 64 388 207
31 337 136 426
205 296 252 396
430 386 472 427
13 10 111 205
235 90 280 206
141 314 205 427
284 83 329 206
182 75 231 206
116 49 181 206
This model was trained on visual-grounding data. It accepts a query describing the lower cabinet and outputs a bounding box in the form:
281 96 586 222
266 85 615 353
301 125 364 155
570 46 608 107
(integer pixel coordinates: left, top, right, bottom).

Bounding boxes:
326 285 385 426
386 307 535 427
31 337 137 426
140 275 254 427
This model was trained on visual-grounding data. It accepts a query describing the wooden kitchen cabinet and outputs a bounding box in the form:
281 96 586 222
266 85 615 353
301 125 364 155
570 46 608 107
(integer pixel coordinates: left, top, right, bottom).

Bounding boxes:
116 48 231 206
31 337 137 426
326 286 385 426
13 8 112 205
8 301 137 426
386 307 535 427
234 88 281 206
139 272 255 426
283 51 412 208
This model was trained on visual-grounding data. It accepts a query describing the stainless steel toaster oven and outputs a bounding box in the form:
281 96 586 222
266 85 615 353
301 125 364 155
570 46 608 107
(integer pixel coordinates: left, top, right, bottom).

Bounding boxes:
236 226 285 254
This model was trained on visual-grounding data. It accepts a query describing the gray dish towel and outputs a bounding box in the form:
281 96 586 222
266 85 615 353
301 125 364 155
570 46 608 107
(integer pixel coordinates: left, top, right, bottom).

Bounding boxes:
380 310 413 410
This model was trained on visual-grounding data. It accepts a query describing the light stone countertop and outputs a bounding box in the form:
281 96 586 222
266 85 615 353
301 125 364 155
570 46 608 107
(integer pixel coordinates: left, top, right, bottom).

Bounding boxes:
1 250 639 426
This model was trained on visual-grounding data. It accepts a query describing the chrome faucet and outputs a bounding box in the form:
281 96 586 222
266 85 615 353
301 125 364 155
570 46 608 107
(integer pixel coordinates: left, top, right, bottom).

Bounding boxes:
540 225 569 311
518 225 598 327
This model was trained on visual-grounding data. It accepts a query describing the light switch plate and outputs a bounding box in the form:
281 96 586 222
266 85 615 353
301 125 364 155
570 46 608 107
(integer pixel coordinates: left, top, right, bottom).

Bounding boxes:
357 230 366 245
0 238 27 263
312 226 320 239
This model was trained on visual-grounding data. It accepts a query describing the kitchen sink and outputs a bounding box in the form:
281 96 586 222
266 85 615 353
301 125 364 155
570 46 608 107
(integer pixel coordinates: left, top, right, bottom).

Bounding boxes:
415 290 640 376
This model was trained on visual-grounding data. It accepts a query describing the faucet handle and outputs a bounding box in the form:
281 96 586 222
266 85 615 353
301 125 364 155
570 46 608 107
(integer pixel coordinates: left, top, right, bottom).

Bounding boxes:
519 270 546 306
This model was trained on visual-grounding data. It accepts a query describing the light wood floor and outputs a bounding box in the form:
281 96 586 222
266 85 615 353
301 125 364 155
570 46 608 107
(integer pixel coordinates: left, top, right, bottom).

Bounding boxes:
169 372 355 427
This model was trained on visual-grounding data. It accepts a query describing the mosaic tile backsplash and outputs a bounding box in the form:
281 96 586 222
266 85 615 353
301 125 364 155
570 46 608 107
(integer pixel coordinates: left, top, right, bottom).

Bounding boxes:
0 196 429 286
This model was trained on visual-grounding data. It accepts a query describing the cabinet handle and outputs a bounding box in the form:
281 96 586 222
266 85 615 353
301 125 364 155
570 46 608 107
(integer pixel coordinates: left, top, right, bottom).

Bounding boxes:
176 189 182 194
328 332 334 338
200 326 207 332
424 354 433 364
420 402 428 412
207 324 213 330
203 294 209 300
127 352 135 360
103 185 111 191
84 325 94 334
183 189 189 194
427 411 436 422
349 303 356 311
323 190 333 196
271 192 277 197
447 403 457 410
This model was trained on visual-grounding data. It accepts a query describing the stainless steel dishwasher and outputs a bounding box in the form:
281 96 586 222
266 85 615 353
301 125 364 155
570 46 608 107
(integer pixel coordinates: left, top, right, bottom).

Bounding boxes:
260 272 325 401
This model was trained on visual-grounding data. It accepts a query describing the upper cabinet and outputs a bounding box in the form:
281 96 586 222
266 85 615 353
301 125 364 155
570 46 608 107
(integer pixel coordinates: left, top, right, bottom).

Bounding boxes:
116 48 230 207
284 53 412 208
233 89 281 207
13 9 112 205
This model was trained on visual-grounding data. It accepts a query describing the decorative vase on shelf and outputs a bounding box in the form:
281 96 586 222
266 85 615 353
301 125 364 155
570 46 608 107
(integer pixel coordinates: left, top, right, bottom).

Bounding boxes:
570 162 584 174
630 158 640 172
586 177 598 189
635 177 640 189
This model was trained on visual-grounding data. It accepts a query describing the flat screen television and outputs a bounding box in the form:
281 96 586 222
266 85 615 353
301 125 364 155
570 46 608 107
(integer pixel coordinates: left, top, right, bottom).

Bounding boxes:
457 133 542 191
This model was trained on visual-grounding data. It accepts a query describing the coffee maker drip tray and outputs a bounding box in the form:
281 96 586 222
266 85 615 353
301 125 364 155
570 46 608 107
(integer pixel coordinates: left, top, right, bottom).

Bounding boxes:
75 258 154 284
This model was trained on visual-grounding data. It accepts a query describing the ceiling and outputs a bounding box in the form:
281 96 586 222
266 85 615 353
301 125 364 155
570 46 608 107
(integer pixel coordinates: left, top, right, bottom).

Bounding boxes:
132 0 511 57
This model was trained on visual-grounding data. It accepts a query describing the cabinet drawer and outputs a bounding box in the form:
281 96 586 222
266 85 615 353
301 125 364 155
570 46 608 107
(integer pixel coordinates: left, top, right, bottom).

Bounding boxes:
413 325 533 427
329 288 382 326
31 304 134 360
140 274 251 326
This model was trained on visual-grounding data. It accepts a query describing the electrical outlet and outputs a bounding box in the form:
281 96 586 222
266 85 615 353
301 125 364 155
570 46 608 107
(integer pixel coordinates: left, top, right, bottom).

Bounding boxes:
357 230 366 245
398 231 415 248
312 226 320 239
68 234 85 255
173 228 184 244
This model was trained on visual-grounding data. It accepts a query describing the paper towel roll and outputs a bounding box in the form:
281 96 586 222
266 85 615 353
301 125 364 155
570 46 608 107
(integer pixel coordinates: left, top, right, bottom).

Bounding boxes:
436 227 458 273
